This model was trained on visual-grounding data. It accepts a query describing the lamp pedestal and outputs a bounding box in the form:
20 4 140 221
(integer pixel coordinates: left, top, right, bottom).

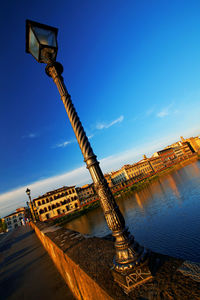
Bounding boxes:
112 262 152 294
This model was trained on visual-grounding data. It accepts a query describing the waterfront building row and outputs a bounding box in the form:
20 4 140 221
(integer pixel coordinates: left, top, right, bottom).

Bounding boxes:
5 135 199 224
32 135 200 221
104 137 199 188
31 183 99 221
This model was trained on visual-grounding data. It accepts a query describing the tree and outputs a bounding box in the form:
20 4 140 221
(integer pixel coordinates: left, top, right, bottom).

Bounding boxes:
0 218 7 232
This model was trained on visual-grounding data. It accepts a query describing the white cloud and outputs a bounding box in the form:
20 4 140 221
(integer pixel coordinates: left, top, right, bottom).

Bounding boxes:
96 115 124 130
157 104 174 118
88 134 94 140
157 108 170 118
22 133 38 139
146 107 155 116
53 139 75 148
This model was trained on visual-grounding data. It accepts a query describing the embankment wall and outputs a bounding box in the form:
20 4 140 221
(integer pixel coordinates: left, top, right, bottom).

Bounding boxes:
31 222 128 300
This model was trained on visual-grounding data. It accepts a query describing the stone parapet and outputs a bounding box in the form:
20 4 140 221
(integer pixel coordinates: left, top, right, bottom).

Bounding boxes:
31 222 200 299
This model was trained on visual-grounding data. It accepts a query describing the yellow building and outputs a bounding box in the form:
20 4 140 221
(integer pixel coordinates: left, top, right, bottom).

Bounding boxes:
33 186 80 221
76 184 97 206
122 159 154 180
105 156 155 187
181 142 194 157
110 169 128 185
166 140 194 159
104 173 114 188
148 156 165 172
181 136 200 153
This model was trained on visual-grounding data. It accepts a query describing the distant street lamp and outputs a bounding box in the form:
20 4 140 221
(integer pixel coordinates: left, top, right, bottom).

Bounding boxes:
26 188 36 222
25 20 152 292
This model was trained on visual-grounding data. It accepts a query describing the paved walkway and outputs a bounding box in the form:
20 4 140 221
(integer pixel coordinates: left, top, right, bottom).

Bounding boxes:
0 226 75 300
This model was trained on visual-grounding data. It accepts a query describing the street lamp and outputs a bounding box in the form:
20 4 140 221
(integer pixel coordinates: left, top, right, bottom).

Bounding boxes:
25 20 152 292
26 187 36 222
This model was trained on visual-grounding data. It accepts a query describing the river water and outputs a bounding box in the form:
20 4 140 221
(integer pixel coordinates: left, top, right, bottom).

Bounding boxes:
65 160 200 263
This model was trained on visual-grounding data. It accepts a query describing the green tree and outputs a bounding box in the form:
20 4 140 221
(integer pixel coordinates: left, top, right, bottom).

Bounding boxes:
0 218 7 232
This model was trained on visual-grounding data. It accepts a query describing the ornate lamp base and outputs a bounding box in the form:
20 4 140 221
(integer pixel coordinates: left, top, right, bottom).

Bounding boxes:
112 262 153 294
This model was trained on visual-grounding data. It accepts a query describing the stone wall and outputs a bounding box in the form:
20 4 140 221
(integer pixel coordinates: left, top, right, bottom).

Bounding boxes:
31 222 200 300
31 222 128 300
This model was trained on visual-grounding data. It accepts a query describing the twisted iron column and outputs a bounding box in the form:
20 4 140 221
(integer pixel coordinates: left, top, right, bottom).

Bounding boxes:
45 62 150 282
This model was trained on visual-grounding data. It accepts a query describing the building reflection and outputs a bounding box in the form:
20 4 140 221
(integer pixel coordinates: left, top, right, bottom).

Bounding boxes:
65 206 105 235
135 192 144 212
167 174 181 199
191 162 200 176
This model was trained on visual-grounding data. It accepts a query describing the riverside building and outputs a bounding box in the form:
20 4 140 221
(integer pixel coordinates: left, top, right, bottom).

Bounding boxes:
152 148 177 167
165 141 194 160
3 207 26 231
33 186 80 221
122 158 154 180
148 156 165 172
76 184 97 206
181 136 200 154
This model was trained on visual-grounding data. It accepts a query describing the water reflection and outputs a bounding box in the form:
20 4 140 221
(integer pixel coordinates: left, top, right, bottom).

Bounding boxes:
135 192 144 212
167 175 180 199
65 161 200 262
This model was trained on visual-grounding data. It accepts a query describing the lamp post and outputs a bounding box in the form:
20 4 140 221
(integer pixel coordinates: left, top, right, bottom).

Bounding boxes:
26 188 36 222
25 20 152 292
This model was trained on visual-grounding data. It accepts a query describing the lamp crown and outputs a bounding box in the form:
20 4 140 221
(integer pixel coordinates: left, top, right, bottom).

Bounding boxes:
26 188 31 196
26 19 58 63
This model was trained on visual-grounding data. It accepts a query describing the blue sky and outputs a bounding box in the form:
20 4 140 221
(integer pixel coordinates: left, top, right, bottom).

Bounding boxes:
0 0 200 217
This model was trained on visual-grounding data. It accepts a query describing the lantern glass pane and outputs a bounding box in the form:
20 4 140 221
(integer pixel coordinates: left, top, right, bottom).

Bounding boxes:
32 26 57 47
29 27 39 60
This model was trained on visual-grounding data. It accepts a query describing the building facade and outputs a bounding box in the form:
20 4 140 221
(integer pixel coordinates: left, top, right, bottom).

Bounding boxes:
76 184 97 206
166 140 194 160
122 159 154 180
3 208 26 231
104 173 114 188
110 169 128 185
153 148 177 167
148 156 165 172
181 136 200 153
33 186 80 221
